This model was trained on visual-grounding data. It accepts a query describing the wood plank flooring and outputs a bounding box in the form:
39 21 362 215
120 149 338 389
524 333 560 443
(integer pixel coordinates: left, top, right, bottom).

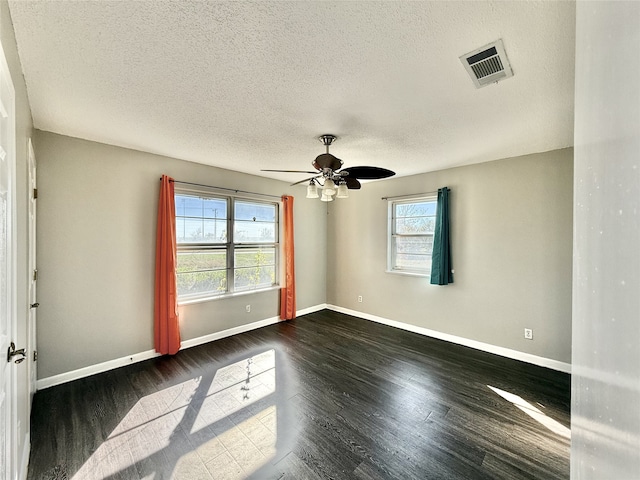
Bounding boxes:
27 310 571 479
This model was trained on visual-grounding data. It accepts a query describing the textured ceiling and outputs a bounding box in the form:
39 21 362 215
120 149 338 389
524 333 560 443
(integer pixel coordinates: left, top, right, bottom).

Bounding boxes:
8 0 576 183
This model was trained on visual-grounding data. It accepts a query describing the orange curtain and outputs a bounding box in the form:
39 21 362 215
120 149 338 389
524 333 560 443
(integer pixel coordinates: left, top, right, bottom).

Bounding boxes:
280 195 296 320
154 175 181 354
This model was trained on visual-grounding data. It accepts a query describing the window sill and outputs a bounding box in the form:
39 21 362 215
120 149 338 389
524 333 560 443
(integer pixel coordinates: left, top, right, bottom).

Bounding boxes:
385 269 431 278
178 285 280 306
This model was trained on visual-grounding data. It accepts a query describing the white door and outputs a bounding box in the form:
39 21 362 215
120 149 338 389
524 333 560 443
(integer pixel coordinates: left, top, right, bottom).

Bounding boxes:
0 42 16 480
27 140 36 402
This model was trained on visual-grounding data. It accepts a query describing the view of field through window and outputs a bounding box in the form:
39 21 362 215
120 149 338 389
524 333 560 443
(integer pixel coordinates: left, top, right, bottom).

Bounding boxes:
175 194 278 299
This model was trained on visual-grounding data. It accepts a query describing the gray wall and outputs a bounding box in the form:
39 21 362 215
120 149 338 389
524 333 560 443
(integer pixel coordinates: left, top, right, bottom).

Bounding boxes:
33 129 574 380
33 130 327 379
1 0 34 474
327 148 574 364
572 2 640 477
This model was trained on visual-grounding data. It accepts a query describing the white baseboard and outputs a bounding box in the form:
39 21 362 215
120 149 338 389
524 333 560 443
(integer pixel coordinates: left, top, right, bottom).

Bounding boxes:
40 302 563 390
179 316 281 349
297 303 328 316
326 305 572 374
36 348 163 390
37 303 329 390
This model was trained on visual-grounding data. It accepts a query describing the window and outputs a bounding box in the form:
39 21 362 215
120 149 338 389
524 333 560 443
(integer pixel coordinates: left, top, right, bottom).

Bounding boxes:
388 196 437 275
175 190 278 301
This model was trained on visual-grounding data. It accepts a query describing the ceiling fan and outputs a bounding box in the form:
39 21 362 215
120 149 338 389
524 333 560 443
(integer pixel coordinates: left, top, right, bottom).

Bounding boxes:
262 134 395 201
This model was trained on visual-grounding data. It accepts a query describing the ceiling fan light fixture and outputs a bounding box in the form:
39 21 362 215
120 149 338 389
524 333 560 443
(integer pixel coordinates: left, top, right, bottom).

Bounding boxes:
323 178 337 196
336 182 349 198
264 133 395 202
306 181 319 198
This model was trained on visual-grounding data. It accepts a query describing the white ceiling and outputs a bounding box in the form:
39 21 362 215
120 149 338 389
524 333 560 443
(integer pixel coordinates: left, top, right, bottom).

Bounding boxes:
8 0 576 184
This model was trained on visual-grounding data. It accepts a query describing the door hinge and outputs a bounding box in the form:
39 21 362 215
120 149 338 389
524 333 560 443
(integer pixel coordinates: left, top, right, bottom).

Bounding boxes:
33 188 38 199
33 350 38 362
33 269 38 281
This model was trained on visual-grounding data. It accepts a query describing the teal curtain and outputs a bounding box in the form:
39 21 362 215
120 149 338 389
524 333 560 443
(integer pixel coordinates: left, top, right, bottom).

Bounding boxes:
430 187 453 285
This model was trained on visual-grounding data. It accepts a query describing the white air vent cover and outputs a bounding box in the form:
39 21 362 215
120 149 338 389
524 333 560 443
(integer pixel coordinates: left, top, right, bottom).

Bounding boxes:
460 39 513 88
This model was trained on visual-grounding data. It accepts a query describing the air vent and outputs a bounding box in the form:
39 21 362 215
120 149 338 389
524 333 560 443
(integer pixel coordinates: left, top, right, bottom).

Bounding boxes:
460 39 513 88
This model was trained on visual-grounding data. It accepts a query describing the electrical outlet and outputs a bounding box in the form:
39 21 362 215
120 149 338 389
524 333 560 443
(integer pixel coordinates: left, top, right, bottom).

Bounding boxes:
245 305 251 313
357 295 363 303
524 328 533 340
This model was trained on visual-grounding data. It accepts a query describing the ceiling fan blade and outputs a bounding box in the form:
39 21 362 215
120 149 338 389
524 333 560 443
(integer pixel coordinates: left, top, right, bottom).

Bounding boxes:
341 166 395 180
313 153 343 171
344 177 361 190
262 169 319 174
290 175 320 187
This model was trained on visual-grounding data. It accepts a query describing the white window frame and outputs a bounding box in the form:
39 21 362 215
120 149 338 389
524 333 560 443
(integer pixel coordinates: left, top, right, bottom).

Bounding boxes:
387 194 437 277
175 187 280 303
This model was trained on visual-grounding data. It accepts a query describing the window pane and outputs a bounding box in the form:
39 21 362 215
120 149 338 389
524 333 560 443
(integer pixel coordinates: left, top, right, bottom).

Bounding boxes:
393 236 433 270
394 253 431 271
234 247 276 290
176 195 227 219
395 201 436 218
177 251 226 273
176 218 227 243
395 236 434 255
235 248 275 268
234 266 276 291
203 220 227 242
177 270 227 297
395 216 435 235
175 195 201 217
235 201 276 222
177 251 227 297
234 220 275 243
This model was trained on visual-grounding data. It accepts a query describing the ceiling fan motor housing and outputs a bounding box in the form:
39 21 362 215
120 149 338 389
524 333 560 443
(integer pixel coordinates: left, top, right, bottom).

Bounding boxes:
313 153 343 171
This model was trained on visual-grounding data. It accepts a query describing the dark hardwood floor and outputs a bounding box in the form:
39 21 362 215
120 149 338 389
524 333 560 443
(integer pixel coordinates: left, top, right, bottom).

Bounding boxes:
28 310 571 479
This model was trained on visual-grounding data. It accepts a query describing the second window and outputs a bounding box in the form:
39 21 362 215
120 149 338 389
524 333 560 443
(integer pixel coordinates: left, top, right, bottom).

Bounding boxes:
388 196 437 275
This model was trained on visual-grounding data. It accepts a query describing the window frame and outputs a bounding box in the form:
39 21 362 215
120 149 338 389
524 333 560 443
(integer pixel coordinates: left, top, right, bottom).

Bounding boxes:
387 194 438 277
175 187 280 304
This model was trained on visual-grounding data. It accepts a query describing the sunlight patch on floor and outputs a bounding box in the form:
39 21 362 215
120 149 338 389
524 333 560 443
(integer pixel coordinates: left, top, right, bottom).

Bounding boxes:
488 385 571 439
200 405 277 479
71 349 277 479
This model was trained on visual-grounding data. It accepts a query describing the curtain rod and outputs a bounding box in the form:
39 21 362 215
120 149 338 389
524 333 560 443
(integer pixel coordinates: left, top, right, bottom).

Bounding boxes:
161 178 282 199
381 190 439 201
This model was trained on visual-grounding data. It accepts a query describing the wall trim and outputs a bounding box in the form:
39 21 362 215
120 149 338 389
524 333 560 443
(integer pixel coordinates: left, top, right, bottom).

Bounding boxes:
326 305 572 374
36 348 163 390
18 432 30 480
37 303 328 390
179 316 281 349
297 303 328 316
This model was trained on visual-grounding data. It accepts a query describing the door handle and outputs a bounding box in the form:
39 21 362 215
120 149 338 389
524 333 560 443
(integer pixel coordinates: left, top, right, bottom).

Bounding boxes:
30 302 39 309
6 342 26 364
